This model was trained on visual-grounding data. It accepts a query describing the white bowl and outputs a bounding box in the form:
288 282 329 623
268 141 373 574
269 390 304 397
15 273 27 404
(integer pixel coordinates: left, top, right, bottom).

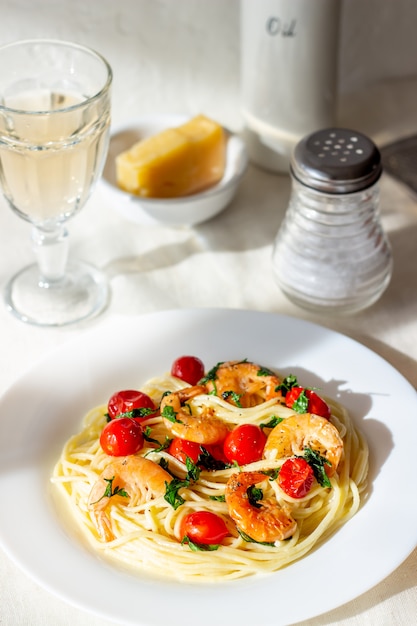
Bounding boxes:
101 114 248 227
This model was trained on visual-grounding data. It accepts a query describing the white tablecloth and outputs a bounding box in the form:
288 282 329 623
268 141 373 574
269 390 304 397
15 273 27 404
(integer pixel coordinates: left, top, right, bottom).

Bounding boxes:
0 79 416 626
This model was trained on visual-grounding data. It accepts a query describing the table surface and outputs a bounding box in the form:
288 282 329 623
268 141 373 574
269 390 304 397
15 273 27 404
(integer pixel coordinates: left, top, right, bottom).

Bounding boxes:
0 79 416 626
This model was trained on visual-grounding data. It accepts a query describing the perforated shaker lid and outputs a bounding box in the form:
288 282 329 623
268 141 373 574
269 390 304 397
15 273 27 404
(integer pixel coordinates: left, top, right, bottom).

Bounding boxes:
291 128 382 194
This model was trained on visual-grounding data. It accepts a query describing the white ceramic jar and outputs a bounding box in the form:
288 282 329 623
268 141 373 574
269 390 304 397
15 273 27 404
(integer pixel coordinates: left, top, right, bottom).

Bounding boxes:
240 0 341 173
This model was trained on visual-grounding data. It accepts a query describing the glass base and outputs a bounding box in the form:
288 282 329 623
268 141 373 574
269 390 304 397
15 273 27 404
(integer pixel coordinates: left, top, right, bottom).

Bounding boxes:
276 277 391 316
4 260 109 327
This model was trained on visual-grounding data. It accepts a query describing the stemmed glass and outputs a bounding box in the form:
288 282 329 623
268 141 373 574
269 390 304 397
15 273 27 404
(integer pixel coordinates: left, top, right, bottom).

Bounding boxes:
0 39 112 326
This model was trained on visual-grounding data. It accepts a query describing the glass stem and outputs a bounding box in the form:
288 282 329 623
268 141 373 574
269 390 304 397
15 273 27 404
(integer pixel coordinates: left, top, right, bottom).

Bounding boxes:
31 225 69 286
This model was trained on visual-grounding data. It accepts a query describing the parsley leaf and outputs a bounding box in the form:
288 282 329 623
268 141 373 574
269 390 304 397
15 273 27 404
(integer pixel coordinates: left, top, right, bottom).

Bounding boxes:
143 431 172 457
261 468 280 481
153 436 173 453
292 389 309 414
185 456 201 482
303 447 332 488
181 537 220 551
142 426 160 445
237 528 275 547
275 374 299 396
199 362 223 386
164 478 189 509
257 366 276 377
209 494 226 502
91 476 129 504
222 390 243 407
260 416 283 430
116 407 156 419
161 405 183 424
247 485 263 508
199 446 229 471
159 457 170 472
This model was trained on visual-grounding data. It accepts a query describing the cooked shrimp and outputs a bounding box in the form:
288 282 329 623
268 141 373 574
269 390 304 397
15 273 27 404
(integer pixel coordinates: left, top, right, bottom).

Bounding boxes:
204 360 282 408
88 455 172 542
225 471 297 543
161 385 229 445
263 412 343 476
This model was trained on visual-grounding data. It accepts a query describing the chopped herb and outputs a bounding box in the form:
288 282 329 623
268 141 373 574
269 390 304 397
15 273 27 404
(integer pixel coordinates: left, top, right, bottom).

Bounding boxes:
159 457 169 471
91 476 129 504
142 426 160 445
257 366 276 377
260 416 283 430
143 431 172 457
199 447 229 471
161 405 183 424
237 528 275 547
164 478 189 509
275 374 299 396
153 436 172 453
261 468 280 481
247 485 263 508
181 537 220 551
209 494 226 502
292 389 309 414
199 361 224 394
116 407 156 419
222 390 243 407
199 362 223 385
303 447 332 488
185 456 201 482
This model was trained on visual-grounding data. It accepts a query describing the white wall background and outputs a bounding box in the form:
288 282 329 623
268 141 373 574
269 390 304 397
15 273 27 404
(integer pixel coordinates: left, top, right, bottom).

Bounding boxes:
0 0 416 131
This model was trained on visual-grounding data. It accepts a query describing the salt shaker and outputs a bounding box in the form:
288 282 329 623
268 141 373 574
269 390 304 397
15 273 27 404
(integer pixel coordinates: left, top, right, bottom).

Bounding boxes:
240 0 341 173
272 128 393 314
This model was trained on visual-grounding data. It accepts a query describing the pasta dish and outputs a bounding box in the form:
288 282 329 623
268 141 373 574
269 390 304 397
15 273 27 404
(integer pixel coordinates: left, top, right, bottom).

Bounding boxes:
52 357 369 581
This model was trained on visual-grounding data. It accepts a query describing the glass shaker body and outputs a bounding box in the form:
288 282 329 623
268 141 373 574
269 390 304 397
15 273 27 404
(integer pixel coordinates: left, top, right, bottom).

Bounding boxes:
272 129 393 314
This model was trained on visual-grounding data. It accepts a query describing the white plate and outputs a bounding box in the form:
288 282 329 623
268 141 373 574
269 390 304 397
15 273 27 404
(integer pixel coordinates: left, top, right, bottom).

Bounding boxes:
101 114 248 226
0 308 416 626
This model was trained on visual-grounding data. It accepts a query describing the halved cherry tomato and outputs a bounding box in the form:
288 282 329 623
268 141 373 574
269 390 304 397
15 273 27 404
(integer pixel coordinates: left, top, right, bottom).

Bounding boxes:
285 387 331 420
168 438 201 464
278 457 314 498
180 511 229 545
223 424 266 465
171 355 205 386
100 418 144 456
107 389 157 420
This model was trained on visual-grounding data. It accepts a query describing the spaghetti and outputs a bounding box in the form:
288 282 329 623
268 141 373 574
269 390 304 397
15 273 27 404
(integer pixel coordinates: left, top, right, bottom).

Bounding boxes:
52 360 369 581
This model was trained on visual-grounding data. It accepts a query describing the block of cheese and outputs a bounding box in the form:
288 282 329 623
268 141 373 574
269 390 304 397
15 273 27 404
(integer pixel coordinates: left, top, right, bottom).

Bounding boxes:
115 115 226 198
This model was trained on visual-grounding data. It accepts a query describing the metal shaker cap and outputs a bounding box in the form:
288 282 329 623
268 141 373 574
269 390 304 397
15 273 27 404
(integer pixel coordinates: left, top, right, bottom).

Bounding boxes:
291 128 382 194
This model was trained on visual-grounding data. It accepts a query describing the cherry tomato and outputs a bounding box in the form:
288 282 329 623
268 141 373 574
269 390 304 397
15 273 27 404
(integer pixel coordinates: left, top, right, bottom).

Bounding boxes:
171 355 205 386
100 417 144 456
168 438 201 464
223 424 266 465
278 457 314 499
285 387 331 420
180 511 229 545
107 389 157 420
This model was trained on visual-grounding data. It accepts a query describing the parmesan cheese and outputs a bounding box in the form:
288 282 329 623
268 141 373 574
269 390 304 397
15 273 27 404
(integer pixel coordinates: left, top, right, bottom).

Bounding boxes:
115 115 226 198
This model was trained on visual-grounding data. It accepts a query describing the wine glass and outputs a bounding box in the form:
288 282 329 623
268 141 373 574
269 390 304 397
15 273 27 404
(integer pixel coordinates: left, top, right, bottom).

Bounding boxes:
0 39 112 326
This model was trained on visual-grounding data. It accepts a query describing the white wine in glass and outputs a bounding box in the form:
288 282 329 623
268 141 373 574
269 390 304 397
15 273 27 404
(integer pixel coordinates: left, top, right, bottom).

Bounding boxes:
0 39 112 326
